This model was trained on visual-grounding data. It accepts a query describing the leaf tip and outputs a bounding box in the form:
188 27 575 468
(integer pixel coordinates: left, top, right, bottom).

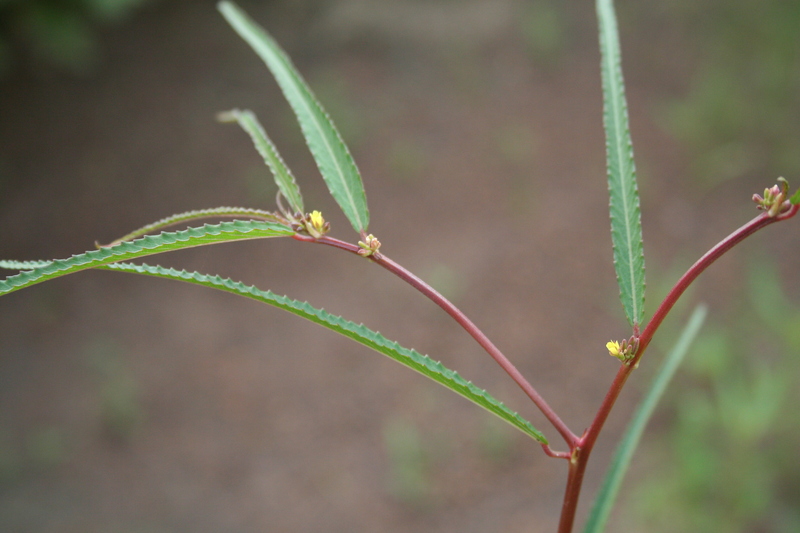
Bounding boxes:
216 109 239 123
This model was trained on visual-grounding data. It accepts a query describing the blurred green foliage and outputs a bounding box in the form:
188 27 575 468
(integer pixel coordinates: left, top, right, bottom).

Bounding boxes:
632 4 800 527
0 0 155 75
26 425 68 468
382 416 432 506
661 0 800 188
630 258 800 532
517 0 566 67
632 0 800 533
86 337 145 443
0 424 69 484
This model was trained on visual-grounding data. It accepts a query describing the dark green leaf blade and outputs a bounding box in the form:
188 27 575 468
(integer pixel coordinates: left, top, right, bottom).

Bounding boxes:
218 109 304 214
582 305 707 533
101 261 547 443
597 0 646 327
218 1 369 233
0 220 294 296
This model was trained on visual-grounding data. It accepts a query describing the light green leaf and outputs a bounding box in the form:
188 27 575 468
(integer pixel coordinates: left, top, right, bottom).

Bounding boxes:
99 261 547 443
597 0 646 328
218 109 304 214
218 1 369 233
790 187 800 205
0 260 52 270
106 206 283 245
582 304 707 533
0 220 294 296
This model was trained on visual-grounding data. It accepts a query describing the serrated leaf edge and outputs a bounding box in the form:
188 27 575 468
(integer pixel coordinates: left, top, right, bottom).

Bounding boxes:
220 109 305 214
597 0 646 327
0 220 294 296
102 261 546 443
0 259 52 270
218 1 369 233
108 207 283 245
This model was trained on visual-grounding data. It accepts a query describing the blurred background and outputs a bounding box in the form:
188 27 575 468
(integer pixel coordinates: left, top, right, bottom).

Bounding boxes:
1 0 799 531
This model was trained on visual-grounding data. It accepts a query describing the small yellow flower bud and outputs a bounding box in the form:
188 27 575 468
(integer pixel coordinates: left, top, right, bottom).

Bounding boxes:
606 340 622 357
300 210 329 239
309 210 325 231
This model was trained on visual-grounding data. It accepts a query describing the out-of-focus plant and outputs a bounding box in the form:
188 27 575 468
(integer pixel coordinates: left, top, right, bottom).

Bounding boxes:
1 2 799 531
0 0 156 75
626 258 800 532
662 0 800 188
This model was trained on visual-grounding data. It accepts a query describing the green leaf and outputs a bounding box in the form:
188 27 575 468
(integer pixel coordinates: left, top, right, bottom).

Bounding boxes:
0 220 294 296
582 304 707 533
99 261 547 444
597 0 646 328
790 187 800 205
218 1 370 234
106 207 283 245
218 109 304 214
0 260 52 270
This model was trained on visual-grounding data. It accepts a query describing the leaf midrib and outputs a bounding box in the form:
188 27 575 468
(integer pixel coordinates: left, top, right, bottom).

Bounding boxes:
226 4 365 231
602 1 640 325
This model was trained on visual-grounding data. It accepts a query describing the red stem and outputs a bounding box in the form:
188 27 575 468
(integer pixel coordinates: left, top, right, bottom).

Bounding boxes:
542 444 572 459
293 201 799 533
293 233 579 446
377 253 578 446
638 206 796 354
558 446 588 533
554 202 799 533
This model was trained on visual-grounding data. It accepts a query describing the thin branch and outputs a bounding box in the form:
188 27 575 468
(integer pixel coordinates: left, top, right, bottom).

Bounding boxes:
638 205 797 355
376 253 577 446
542 444 572 460
293 233 579 446
553 202 799 532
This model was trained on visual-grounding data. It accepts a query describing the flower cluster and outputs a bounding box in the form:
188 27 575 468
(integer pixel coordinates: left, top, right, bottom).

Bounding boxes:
357 234 381 257
753 178 789 217
606 337 638 364
297 210 330 239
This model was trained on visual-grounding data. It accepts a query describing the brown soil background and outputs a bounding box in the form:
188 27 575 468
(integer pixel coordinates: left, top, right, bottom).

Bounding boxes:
1 1 798 532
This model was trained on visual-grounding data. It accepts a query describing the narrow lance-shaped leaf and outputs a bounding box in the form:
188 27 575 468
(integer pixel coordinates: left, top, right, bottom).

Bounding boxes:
597 0 646 328
218 109 304 215
99 261 547 444
0 220 294 297
105 206 283 245
218 1 369 234
0 260 52 270
582 304 707 533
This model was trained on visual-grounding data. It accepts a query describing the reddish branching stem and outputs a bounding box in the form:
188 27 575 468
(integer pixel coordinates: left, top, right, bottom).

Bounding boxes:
292 202 800 533
558 446 587 533
292 233 579 446
554 202 799 533
542 444 572 460
638 204 797 355
375 253 578 446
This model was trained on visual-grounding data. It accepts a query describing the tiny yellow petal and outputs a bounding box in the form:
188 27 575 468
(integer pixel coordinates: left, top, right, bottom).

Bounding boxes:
309 210 324 230
606 341 621 356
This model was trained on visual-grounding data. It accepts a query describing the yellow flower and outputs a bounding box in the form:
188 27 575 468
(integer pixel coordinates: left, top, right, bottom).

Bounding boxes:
606 340 621 357
309 210 325 231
